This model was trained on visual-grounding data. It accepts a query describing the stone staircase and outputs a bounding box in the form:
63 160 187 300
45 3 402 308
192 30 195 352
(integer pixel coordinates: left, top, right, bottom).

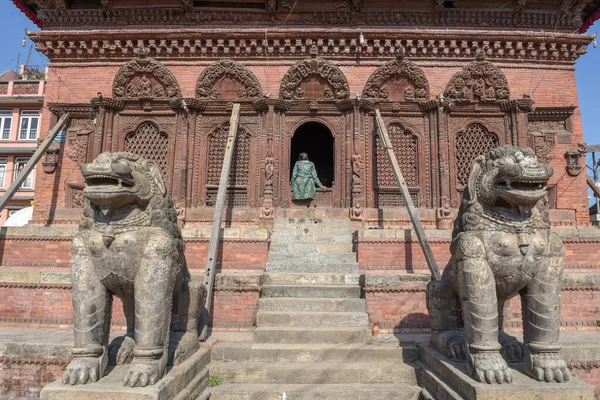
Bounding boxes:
208 217 422 399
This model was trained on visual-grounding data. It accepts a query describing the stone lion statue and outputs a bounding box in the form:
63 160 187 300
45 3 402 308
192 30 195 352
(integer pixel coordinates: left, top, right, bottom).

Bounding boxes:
62 152 205 387
427 145 571 384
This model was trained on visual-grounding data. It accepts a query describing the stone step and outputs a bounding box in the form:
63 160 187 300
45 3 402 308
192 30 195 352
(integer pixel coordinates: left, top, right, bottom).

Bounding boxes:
210 342 418 364
272 226 352 236
258 297 366 312
261 285 361 298
208 361 418 385
417 362 462 400
257 311 370 327
266 262 359 273
263 273 359 286
270 234 353 244
268 243 354 254
267 252 356 264
209 383 422 400
273 217 350 224
254 326 370 344
275 209 349 219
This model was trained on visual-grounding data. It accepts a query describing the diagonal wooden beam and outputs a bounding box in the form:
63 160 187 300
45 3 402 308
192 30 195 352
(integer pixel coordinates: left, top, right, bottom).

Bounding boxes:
587 175 600 199
0 113 70 213
374 109 441 280
200 103 240 341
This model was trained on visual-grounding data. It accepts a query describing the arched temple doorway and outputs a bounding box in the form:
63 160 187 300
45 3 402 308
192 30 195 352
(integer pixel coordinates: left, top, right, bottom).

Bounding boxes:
290 122 335 206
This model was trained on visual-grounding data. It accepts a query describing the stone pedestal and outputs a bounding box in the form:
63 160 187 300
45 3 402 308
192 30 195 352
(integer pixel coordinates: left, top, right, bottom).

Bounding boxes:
40 348 210 400
418 344 595 400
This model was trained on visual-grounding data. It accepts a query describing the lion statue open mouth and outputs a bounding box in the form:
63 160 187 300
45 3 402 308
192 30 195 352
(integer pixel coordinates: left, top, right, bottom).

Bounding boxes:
427 145 571 384
62 152 205 387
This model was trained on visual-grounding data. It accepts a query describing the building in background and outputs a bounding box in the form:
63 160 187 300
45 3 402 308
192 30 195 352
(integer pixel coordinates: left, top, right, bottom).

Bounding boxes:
0 66 44 225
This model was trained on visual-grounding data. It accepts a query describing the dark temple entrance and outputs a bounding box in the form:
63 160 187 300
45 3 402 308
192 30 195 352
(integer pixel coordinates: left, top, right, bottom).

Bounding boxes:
290 122 334 187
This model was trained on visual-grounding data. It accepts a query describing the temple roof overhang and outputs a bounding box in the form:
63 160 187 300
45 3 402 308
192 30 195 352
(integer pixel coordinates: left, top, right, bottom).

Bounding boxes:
27 28 594 65
11 0 600 33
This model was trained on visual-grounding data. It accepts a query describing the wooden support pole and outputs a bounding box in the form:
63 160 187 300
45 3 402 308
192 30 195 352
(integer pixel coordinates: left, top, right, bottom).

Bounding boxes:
374 109 441 280
0 113 70 213
200 104 240 341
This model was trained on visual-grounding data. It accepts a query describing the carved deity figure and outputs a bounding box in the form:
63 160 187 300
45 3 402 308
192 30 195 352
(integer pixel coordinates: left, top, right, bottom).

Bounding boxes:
62 152 205 387
427 146 571 384
352 150 362 186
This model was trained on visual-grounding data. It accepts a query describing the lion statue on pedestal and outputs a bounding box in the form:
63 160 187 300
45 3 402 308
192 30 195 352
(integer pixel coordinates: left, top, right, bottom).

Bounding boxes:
61 152 205 387
427 145 571 384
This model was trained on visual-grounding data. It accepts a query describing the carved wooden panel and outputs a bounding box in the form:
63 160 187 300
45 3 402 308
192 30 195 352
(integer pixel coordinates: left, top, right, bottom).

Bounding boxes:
66 182 85 208
527 120 567 164
206 123 251 207
376 123 418 187
207 123 250 186
444 54 510 103
124 122 170 177
279 58 350 101
455 123 499 187
66 118 95 168
195 60 263 100
377 188 420 207
112 52 181 99
362 52 429 102
374 122 420 207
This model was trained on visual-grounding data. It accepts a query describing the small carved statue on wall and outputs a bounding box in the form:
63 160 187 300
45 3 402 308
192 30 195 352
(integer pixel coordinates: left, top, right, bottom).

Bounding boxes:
267 0 277 19
427 146 571 384
61 152 206 387
565 141 586 176
42 143 60 173
351 202 363 221
352 150 362 187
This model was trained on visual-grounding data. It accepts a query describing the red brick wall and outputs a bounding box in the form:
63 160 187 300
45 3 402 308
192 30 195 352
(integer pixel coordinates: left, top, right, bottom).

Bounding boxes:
0 283 259 330
0 358 68 398
358 237 600 273
33 59 588 225
364 283 600 334
571 368 600 399
0 237 267 271
210 290 260 331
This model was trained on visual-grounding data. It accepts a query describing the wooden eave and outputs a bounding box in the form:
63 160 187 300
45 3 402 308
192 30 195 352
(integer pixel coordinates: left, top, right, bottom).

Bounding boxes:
27 28 594 64
13 0 600 32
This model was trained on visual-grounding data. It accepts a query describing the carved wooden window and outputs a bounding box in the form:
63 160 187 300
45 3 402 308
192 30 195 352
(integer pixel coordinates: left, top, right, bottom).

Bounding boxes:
125 122 170 177
456 123 498 187
375 123 419 207
206 124 250 207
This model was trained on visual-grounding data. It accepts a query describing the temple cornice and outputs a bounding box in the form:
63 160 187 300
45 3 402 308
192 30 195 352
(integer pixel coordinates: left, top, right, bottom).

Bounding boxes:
29 28 593 64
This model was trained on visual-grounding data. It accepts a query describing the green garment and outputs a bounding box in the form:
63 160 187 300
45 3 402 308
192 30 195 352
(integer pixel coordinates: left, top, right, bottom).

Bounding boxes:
292 160 323 200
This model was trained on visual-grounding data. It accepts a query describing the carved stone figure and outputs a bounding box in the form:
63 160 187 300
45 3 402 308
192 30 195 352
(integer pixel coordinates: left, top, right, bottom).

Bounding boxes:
62 152 205 387
427 145 571 384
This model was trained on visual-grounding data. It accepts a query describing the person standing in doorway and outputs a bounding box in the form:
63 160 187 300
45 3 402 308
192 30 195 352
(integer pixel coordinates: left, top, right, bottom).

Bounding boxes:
292 152 328 200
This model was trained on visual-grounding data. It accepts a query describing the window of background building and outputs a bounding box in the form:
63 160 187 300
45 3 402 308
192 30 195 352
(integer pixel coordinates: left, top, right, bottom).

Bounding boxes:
0 158 6 189
8 209 20 217
14 158 32 189
18 111 40 141
0 111 12 140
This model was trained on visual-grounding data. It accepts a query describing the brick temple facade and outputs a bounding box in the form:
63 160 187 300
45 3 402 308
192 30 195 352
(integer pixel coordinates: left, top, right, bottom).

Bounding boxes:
3 0 600 397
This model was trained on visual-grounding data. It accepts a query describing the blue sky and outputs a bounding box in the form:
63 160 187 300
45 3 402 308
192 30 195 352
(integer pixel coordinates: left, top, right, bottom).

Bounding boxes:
1 1 600 201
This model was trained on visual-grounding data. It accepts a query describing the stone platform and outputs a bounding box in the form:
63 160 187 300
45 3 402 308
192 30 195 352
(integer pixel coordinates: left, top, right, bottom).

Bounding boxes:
40 347 210 400
417 343 595 400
